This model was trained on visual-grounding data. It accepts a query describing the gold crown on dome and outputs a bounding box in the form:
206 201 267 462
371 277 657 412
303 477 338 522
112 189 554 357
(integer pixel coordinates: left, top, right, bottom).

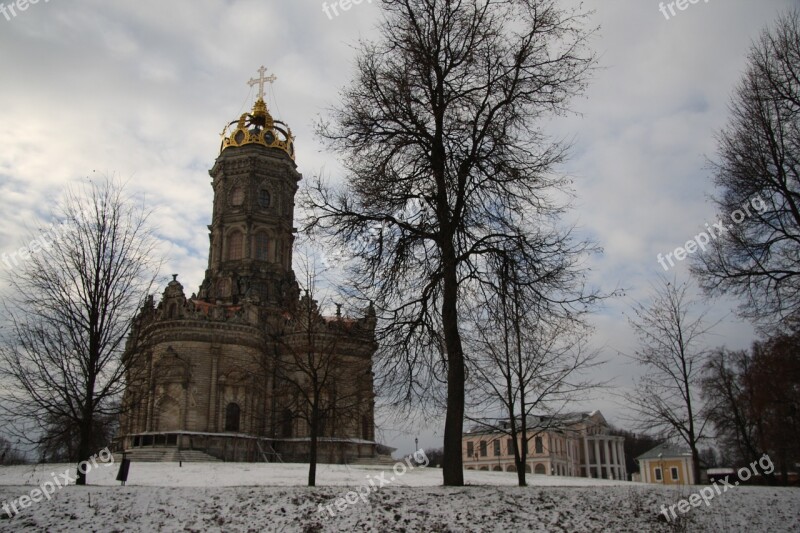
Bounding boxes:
220 97 295 160
220 67 295 159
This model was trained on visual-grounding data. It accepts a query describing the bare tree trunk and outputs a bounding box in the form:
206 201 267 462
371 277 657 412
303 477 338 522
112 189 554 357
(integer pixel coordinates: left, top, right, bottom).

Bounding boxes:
442 253 465 486
308 398 318 487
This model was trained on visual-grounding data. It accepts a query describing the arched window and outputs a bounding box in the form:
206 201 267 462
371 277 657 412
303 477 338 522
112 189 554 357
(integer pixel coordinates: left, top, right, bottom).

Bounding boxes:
229 186 244 206
225 403 240 432
534 463 546 475
281 409 293 438
227 231 244 260
254 232 269 261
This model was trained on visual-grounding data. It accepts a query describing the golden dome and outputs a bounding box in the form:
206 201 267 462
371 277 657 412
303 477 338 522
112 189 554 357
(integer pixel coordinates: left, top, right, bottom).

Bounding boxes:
220 97 295 160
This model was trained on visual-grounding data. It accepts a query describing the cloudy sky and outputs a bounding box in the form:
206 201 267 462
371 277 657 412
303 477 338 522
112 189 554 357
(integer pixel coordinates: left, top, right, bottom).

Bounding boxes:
0 0 795 456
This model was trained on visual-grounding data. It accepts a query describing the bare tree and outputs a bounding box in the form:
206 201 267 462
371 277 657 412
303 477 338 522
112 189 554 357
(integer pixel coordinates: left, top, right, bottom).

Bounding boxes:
38 410 118 463
703 330 800 485
466 254 601 486
0 436 25 465
273 262 375 486
0 178 159 484
303 0 597 486
692 9 800 328
623 278 711 484
702 348 763 470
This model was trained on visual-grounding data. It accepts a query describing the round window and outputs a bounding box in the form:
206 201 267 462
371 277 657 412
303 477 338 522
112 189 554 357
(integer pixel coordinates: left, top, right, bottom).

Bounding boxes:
258 188 271 208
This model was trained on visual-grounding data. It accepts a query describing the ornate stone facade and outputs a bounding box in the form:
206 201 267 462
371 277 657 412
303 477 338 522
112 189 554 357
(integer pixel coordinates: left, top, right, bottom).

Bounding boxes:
116 90 378 463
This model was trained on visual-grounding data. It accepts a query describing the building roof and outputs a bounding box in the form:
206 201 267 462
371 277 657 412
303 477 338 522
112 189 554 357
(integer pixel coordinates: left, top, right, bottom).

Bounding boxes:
465 411 607 435
636 442 692 461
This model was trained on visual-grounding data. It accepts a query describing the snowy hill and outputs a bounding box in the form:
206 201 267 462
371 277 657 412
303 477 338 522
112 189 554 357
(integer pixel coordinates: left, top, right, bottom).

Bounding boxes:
0 462 798 531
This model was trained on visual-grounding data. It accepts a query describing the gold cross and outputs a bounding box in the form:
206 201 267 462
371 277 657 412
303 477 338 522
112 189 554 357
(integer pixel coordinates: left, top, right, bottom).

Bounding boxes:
248 66 277 100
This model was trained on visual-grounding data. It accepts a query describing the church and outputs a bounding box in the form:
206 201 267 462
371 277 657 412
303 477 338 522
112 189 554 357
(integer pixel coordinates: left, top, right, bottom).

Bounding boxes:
115 69 380 464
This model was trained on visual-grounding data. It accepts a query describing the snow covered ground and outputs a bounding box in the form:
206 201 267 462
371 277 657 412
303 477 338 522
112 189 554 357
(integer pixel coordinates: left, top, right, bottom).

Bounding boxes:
0 462 797 531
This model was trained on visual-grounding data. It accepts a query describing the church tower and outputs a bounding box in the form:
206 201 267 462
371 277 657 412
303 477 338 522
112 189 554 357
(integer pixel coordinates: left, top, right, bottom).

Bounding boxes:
197 67 300 308
116 68 381 464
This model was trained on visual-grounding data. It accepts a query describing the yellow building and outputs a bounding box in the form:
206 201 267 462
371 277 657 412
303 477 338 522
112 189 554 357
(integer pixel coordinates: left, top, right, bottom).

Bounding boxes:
636 443 695 485
462 411 627 479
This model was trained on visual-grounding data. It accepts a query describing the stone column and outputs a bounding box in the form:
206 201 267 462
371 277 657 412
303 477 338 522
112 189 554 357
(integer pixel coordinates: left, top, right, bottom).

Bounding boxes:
682 458 690 485
583 437 591 478
208 350 219 432
565 439 570 477
145 353 155 432
610 439 619 479
594 439 602 479
603 439 611 479
570 441 575 476
181 375 190 431
618 441 627 480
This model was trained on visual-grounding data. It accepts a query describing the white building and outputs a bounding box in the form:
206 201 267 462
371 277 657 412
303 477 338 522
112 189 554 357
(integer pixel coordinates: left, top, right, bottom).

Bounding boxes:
462 411 628 479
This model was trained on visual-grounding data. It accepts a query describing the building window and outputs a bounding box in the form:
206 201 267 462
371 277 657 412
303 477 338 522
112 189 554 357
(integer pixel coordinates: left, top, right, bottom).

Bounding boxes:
671 467 679 481
227 231 244 260
258 187 271 208
507 438 514 455
479 440 487 457
535 436 543 454
254 232 269 261
467 441 474 457
493 440 501 457
224 403 240 432
654 467 663 481
230 186 244 206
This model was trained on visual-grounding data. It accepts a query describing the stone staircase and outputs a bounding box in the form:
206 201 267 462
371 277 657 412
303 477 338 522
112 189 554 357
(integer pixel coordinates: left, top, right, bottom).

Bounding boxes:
348 454 397 467
118 447 222 463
